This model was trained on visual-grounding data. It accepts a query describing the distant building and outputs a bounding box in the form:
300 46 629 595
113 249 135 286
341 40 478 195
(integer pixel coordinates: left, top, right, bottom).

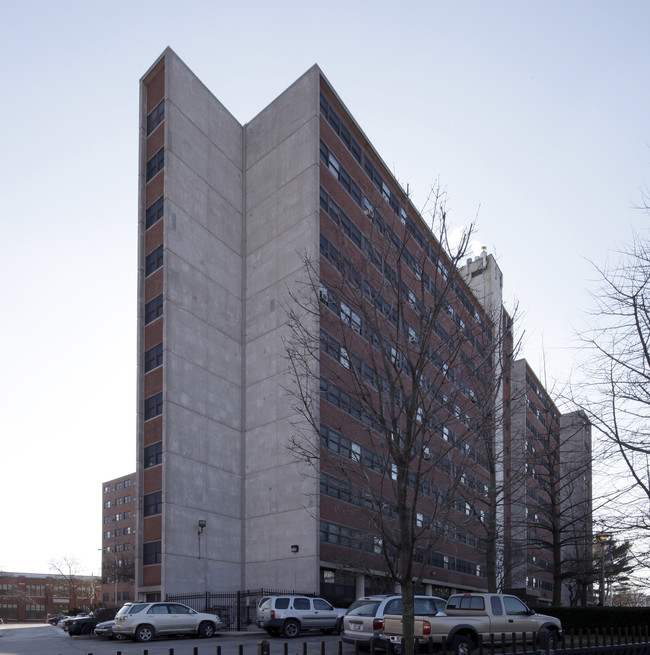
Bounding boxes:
0 572 99 622
101 473 136 605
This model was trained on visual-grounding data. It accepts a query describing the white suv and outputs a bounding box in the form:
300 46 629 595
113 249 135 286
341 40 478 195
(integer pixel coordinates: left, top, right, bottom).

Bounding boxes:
113 601 222 642
257 595 346 638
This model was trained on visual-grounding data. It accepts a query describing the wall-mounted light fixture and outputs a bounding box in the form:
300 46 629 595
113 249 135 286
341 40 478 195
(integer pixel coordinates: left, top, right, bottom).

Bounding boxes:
198 520 207 559
291 544 299 553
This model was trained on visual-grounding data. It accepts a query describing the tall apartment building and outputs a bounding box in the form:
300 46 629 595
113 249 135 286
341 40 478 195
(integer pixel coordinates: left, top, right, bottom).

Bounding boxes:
101 473 136 605
135 48 592 604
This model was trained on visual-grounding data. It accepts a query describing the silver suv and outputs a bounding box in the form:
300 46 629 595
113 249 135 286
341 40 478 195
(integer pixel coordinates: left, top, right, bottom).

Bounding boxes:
342 594 446 649
257 595 346 638
113 601 222 642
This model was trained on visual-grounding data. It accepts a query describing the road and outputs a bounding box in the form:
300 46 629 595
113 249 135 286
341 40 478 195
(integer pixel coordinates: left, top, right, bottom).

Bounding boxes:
0 624 353 655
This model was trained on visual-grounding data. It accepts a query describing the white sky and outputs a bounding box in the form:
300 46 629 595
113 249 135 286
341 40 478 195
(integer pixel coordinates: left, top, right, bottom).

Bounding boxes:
1 0 648 576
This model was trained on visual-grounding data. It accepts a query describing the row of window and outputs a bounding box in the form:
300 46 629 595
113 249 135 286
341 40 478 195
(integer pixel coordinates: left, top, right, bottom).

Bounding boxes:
320 95 488 336
320 423 488 518
144 103 165 568
103 479 133 494
103 511 132 523
0 584 45 597
103 526 133 538
320 518 485 577
103 495 132 509
319 231 483 411
103 542 132 552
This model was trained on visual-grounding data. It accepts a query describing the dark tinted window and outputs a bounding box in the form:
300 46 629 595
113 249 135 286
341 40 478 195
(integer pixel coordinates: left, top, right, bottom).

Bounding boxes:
144 441 162 468
490 597 503 615
146 148 164 182
147 100 165 135
274 598 290 610
313 599 333 611
145 245 163 276
146 196 164 229
346 600 381 617
144 343 163 372
143 540 161 565
145 295 163 324
293 598 310 610
385 599 402 614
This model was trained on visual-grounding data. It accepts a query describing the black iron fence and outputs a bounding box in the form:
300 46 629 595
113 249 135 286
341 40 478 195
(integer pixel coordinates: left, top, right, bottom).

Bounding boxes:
165 588 314 631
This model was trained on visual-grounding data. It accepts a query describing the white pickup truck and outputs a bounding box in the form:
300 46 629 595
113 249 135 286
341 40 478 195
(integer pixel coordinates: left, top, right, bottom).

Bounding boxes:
382 593 562 655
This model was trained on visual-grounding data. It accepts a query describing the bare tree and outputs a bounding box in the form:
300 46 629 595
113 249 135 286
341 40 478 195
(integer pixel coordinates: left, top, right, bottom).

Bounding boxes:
571 231 650 566
48 555 85 607
284 182 499 655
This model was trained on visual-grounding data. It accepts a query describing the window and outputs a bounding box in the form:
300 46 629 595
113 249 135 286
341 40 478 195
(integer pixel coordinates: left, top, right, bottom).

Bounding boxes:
115 481 123 490
114 528 123 537
115 497 123 505
146 148 164 182
103 485 110 493
124 526 132 535
144 343 163 372
147 100 165 135
294 598 310 610
124 494 131 503
124 511 131 519
145 245 164 277
115 513 122 521
146 196 164 229
144 441 163 467
144 491 162 517
144 392 163 420
104 501 111 509
103 531 110 539
144 295 163 324
124 479 132 487
143 540 162 565
104 516 111 524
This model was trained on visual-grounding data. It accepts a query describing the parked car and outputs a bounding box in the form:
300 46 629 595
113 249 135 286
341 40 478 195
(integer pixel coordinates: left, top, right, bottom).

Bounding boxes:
112 601 222 642
47 614 68 625
61 613 91 632
341 594 447 650
94 619 127 640
257 595 346 638
66 615 100 636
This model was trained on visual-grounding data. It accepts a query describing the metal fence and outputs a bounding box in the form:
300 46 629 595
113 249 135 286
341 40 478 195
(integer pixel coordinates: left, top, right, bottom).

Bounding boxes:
165 588 315 631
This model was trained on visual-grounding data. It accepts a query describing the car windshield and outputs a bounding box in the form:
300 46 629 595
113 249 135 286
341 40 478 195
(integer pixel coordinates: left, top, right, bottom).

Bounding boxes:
346 600 381 616
116 603 148 616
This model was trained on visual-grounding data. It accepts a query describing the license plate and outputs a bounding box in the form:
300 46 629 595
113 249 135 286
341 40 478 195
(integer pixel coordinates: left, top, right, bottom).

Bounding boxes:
351 624 362 631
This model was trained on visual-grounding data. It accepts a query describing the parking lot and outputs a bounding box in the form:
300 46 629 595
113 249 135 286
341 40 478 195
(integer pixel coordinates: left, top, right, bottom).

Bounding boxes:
0 623 351 655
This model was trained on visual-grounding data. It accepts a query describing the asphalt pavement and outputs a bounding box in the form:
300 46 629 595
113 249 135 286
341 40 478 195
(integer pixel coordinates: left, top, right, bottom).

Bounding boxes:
0 623 352 655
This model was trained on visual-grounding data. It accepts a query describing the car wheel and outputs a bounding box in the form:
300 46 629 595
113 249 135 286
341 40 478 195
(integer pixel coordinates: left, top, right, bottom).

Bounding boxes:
81 623 93 635
282 619 300 638
135 624 155 642
540 629 558 650
114 632 127 641
199 621 215 638
452 635 473 655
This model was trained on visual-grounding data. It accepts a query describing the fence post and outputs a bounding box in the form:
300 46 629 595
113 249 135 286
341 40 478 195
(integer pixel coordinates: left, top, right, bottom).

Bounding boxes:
237 590 242 631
